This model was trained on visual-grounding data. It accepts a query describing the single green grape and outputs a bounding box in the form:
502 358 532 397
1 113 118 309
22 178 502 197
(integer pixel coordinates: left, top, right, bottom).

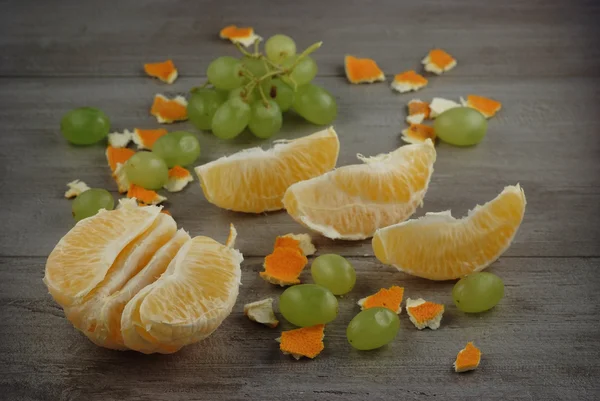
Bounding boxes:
248 100 282 139
72 188 114 222
269 78 294 111
434 107 488 146
311 254 356 295
60 107 110 145
346 308 400 350
242 56 269 79
152 131 200 168
265 34 297 63
187 89 227 131
211 97 251 139
229 86 258 104
452 272 504 313
124 152 169 190
279 284 338 327
283 56 318 86
207 56 245 90
293 84 337 125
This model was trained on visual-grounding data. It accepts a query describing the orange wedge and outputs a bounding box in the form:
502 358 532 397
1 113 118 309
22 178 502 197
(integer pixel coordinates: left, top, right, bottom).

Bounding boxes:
454 342 482 372
283 140 436 240
461 95 502 118
219 25 261 47
144 60 178 84
344 55 385 84
194 127 340 213
132 128 168 150
373 185 526 280
401 123 436 144
391 70 428 93
150 94 188 124
422 49 457 75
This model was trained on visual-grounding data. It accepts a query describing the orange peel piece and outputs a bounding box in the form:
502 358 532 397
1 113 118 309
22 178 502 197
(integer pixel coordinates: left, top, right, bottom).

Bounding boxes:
274 233 316 256
244 298 279 328
132 128 168 150
127 184 167 206
422 49 457 75
357 286 404 314
429 97 460 118
277 324 325 360
106 146 135 173
219 25 261 47
391 70 428 93
406 298 444 330
461 95 502 118
401 123 436 145
406 99 431 124
150 94 188 124
64 180 90 199
454 342 482 373
260 247 308 286
163 166 193 193
108 129 133 148
344 55 385 84
144 60 178 84
160 210 172 216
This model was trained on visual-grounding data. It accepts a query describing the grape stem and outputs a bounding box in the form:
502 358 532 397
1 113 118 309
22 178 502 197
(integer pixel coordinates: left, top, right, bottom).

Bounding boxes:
253 38 261 56
289 41 322 70
190 81 210 93
257 83 270 107
235 42 253 57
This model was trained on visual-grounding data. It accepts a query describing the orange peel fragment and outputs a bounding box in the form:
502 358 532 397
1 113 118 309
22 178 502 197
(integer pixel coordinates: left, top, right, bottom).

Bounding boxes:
274 233 316 256
429 97 460 118
344 55 385 84
150 94 188 124
106 146 135 193
244 298 279 328
108 129 133 148
132 128 168 150
64 180 90 199
357 286 404 314
260 246 308 286
406 99 431 124
219 25 261 47
163 166 193 192
391 70 428 93
277 324 325 360
461 95 502 118
406 298 444 330
422 49 457 75
127 184 167 205
402 123 436 145
454 342 482 373
144 60 178 84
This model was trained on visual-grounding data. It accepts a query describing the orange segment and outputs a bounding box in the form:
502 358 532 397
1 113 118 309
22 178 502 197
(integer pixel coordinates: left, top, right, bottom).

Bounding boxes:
244 298 279 328
406 298 445 330
402 123 436 144
391 70 428 93
144 60 178 84
164 166 193 192
219 25 261 47
64 179 90 199
274 233 316 256
150 94 188 124
278 324 325 360
283 140 436 240
106 146 135 173
195 127 339 213
344 55 385 84
422 49 457 75
373 185 526 280
462 95 502 118
132 128 168 150
406 99 430 124
127 184 167 205
454 342 482 372
260 247 308 286
358 286 404 313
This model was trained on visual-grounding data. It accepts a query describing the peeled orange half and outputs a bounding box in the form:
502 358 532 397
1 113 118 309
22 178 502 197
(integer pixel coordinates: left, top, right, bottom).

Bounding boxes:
195 127 339 213
373 185 526 280
283 140 436 240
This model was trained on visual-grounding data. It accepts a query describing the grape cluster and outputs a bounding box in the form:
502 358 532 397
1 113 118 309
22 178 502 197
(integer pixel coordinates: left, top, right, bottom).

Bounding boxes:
188 34 337 139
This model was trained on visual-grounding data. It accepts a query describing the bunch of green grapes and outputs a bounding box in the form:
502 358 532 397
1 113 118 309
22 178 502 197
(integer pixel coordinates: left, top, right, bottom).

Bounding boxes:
188 34 337 140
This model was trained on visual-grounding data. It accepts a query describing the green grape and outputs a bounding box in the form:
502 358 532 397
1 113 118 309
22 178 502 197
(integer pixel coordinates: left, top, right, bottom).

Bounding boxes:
187 89 227 131
211 97 251 139
269 78 294 111
452 272 504 313
311 254 356 295
279 284 338 327
60 107 110 145
293 84 337 125
265 34 297 63
434 107 488 146
72 189 114 222
346 308 400 350
283 56 318 86
207 56 245 90
152 131 200 168
242 56 269 79
229 86 257 104
124 152 169 190
248 100 282 139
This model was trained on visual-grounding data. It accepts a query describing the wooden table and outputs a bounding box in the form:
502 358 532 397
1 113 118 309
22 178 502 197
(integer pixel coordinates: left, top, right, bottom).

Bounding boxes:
1 1 599 400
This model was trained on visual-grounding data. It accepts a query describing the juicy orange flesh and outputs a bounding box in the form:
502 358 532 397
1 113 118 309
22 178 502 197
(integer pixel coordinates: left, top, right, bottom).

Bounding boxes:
394 70 427 85
135 128 167 148
151 96 187 120
428 49 455 68
404 124 436 142
144 60 176 81
106 146 135 172
345 55 384 83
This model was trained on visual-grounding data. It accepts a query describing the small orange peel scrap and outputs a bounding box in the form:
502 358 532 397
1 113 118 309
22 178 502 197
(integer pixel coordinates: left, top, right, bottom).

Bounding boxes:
422 49 457 75
144 60 178 84
64 179 90 199
406 99 431 124
344 55 385 84
277 324 325 360
150 94 188 124
391 70 428 93
219 25 261 47
454 342 482 373
401 123 436 145
406 298 445 330
244 298 279 328
163 165 193 192
160 209 172 216
260 246 308 286
274 233 316 256
106 146 135 193
127 184 167 205
107 129 133 148
429 97 460 118
357 286 404 314
132 128 168 150
461 95 502 118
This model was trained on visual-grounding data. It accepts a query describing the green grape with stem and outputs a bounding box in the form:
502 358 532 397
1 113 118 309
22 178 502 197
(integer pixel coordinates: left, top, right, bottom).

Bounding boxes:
207 56 245 90
283 56 317 86
72 188 114 222
269 78 294 111
265 34 297 63
248 99 282 139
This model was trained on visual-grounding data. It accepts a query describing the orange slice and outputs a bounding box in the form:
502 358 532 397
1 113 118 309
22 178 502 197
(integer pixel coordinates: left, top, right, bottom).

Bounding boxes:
244 298 279 328
422 49 457 75
163 166 193 192
402 123 436 144
429 97 460 118
260 246 308 286
64 179 90 199
357 286 404 314
406 99 431 124
277 324 325 360
144 60 178 84
344 55 385 84
195 127 339 213
132 128 168 150
274 233 316 256
406 298 444 330
373 185 526 280
219 25 261 47
461 95 502 118
127 184 167 205
150 94 188 124
108 129 133 148
391 70 428 93
454 342 482 372
283 140 436 240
